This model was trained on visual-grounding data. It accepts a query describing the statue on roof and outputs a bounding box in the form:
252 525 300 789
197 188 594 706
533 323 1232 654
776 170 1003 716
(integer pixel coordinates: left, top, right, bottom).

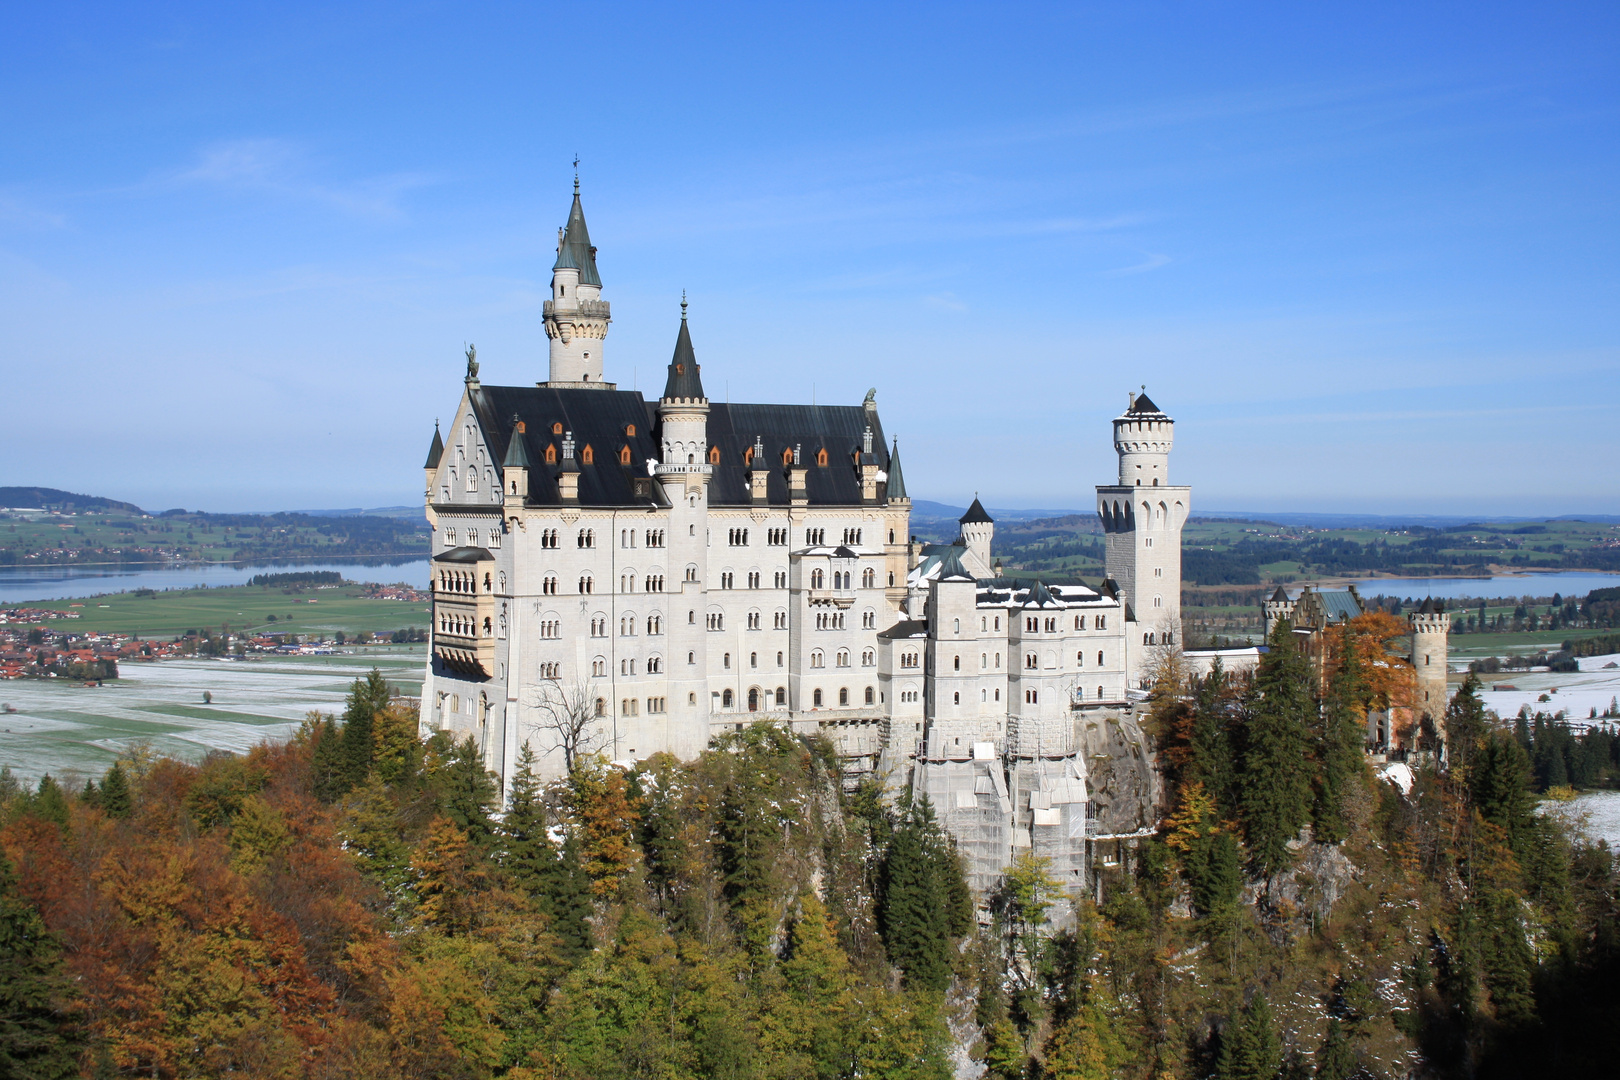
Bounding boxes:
464 343 479 382
864 387 877 406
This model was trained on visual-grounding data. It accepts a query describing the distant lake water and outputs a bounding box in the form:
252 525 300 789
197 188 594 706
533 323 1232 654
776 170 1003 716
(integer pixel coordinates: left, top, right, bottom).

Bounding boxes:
1331 571 1619 602
0 558 431 605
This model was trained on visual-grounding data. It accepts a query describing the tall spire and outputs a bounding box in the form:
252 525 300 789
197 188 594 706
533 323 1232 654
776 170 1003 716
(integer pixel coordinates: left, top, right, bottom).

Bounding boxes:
552 183 600 286
424 420 444 469
662 296 705 400
886 437 907 499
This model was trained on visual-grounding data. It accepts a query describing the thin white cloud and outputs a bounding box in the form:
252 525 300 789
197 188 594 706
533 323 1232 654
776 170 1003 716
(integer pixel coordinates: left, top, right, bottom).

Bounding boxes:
169 138 437 222
0 191 67 230
1104 252 1171 276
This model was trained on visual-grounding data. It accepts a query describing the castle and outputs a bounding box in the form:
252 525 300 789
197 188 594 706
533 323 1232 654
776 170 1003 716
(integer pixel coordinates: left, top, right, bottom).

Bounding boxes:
419 184 1446 892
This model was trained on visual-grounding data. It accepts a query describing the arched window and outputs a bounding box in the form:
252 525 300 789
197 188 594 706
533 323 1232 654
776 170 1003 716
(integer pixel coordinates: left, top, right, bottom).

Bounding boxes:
839 687 849 706
864 686 874 705
953 692 960 705
625 423 636 437
581 444 594 465
748 687 759 710
619 445 632 466
813 688 823 707
812 568 824 589
776 686 786 705
862 568 875 588
552 421 564 435
722 689 733 707
953 655 960 671
811 650 824 668
545 443 557 464
709 445 721 465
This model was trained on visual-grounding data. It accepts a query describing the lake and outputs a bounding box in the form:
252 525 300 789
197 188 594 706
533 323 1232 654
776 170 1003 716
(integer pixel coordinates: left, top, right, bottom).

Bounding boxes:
1325 571 1618 602
0 558 431 605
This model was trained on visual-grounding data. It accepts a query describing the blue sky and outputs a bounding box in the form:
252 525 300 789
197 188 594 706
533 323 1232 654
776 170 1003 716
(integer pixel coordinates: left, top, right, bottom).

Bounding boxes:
2 2 1615 515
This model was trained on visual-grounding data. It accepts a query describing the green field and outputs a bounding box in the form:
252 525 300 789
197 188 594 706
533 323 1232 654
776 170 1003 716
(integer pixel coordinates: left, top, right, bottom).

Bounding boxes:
13 581 429 639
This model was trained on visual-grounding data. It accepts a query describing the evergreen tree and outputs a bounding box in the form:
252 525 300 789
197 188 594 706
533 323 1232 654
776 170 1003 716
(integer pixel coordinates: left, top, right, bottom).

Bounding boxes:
98 762 131 820
78 779 98 811
1218 991 1282 1080
1313 1018 1354 1080
337 669 392 791
1445 674 1490 780
1241 621 1315 880
1471 733 1535 858
1314 633 1366 845
879 797 953 992
0 853 82 1079
308 716 345 802
436 736 499 845
501 743 591 959
28 777 68 831
1190 659 1238 819
1479 890 1536 1026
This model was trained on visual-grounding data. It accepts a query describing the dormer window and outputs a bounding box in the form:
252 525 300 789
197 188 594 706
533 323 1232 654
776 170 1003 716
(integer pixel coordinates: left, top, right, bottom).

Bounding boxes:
782 448 793 465
743 446 754 466
545 444 557 464
552 422 564 435
625 423 636 437
619 445 632 466
581 444 594 465
709 446 721 465
816 448 828 466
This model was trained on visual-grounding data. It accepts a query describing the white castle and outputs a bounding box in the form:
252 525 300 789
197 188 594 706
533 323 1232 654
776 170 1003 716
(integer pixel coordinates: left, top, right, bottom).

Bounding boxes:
418 184 1445 892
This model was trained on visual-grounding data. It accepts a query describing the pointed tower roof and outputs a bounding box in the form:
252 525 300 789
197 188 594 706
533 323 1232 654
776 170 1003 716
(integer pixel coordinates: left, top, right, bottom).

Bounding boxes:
959 496 993 525
886 438 908 499
1416 596 1442 614
502 416 531 469
661 298 706 400
1126 390 1167 416
424 421 444 469
936 547 976 582
551 184 602 286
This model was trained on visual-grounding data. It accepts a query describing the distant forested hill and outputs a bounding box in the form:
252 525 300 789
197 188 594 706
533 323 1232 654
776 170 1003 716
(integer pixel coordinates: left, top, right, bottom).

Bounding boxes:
0 487 145 514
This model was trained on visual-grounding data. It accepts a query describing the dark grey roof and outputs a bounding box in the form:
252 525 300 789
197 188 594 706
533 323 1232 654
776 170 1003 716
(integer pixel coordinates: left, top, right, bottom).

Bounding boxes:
661 312 706 400
1023 580 1056 607
1270 586 1290 603
424 421 444 469
433 545 494 563
960 497 993 525
469 387 661 507
551 189 601 287
501 416 532 468
1416 596 1442 614
886 438 907 499
877 619 928 640
466 386 895 509
936 548 975 582
1127 391 1166 416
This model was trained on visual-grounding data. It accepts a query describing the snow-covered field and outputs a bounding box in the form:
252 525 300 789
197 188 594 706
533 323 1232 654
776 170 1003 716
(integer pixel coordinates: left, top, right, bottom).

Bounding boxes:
1473 654 1620 727
0 648 426 784
1543 790 1620 849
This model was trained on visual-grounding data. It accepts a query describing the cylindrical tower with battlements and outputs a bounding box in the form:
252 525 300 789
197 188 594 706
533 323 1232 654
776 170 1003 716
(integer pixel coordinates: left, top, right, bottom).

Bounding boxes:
1409 598 1451 736
1096 392 1190 677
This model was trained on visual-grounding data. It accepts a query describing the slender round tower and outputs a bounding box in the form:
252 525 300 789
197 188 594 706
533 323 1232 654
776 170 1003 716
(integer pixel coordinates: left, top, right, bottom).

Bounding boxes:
544 178 612 387
1409 598 1451 732
1096 391 1190 658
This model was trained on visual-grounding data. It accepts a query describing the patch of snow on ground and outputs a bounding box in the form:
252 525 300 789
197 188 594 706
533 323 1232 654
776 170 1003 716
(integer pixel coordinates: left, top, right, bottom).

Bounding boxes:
1475 653 1620 726
1378 762 1414 796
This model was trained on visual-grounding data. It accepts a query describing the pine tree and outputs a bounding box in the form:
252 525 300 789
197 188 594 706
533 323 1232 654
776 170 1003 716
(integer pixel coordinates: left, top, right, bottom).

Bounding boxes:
1190 659 1238 819
98 762 131 820
0 853 82 1079
436 736 499 846
309 716 345 802
1314 633 1366 845
1445 674 1490 781
501 743 591 959
29 777 69 831
1471 733 1535 858
879 798 953 992
337 669 392 791
1313 1018 1354 1080
1218 990 1282 1080
1241 621 1315 880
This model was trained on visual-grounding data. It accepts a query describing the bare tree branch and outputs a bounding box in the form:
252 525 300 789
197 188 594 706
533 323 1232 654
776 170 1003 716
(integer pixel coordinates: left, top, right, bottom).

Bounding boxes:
523 676 605 774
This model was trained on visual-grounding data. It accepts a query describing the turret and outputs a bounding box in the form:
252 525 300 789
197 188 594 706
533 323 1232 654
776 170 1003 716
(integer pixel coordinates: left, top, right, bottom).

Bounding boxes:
502 415 530 509
1409 597 1451 733
959 497 994 576
656 296 710 497
544 178 612 387
1096 389 1190 650
1263 586 1293 637
423 420 443 498
885 438 908 504
1114 391 1173 487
